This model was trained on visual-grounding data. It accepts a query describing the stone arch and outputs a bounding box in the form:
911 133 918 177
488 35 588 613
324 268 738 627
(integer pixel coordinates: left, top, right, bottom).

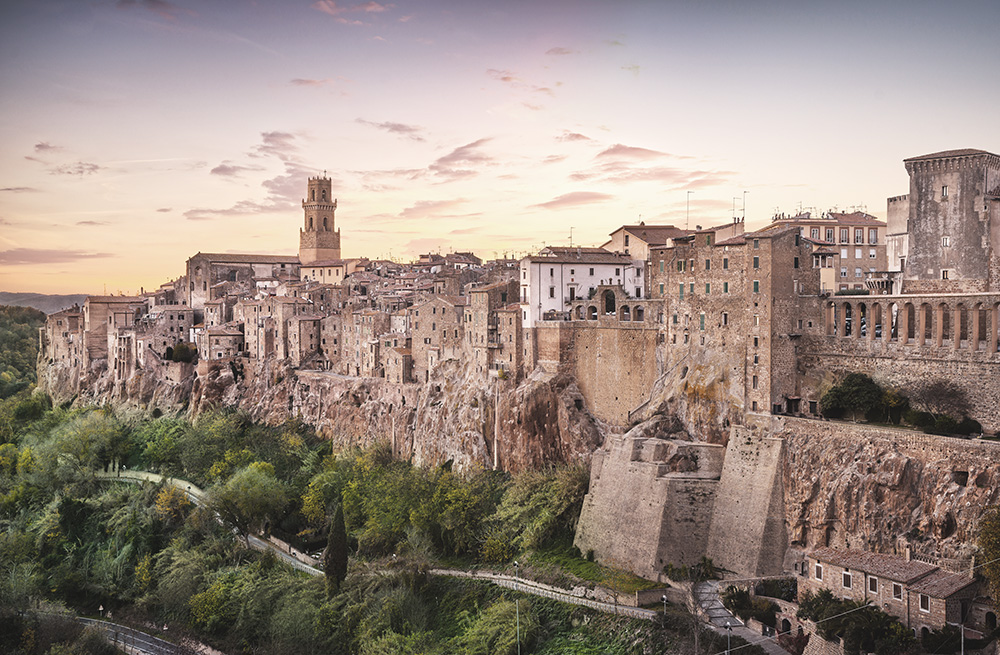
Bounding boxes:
588 305 597 320
974 302 986 350
635 306 644 321
939 302 951 347
323 216 329 231
781 619 792 635
858 302 868 338
871 302 883 339
921 303 933 343
957 303 969 345
827 301 838 336
843 302 853 337
987 611 997 631
309 216 314 230
620 305 631 321
603 290 616 315
905 303 916 341
575 305 585 320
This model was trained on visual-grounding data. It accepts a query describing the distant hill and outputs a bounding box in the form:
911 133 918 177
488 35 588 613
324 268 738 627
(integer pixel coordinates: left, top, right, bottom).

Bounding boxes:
0 292 89 315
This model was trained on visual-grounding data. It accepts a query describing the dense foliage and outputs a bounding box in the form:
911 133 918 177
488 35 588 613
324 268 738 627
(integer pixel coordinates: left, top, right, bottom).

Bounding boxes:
979 506 1000 606
0 305 46 399
0 394 691 654
797 589 915 655
820 373 982 436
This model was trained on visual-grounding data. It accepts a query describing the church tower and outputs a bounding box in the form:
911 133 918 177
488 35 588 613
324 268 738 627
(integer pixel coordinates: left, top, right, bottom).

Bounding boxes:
299 175 342 265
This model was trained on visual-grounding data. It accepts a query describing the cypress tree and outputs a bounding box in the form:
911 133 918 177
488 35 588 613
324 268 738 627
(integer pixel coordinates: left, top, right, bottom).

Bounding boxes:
324 502 348 596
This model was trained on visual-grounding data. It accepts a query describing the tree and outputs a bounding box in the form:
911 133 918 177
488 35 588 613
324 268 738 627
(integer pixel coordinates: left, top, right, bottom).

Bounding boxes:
911 380 971 418
979 505 1000 606
205 464 288 544
821 373 884 422
324 503 348 596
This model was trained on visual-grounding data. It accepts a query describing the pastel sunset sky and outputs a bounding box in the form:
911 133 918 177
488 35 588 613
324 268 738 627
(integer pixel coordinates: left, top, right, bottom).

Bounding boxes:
2 0 998 294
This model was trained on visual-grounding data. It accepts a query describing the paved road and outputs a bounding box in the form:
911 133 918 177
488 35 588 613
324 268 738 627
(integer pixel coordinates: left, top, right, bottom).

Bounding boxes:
694 580 788 655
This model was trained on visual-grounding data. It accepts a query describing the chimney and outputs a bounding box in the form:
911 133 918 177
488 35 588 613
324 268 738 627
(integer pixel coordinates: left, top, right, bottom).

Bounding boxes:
905 545 912 561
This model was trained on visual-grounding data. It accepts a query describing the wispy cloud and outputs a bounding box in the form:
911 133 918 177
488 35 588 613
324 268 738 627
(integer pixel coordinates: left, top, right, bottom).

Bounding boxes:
398 198 469 219
76 220 110 226
311 0 389 24
429 138 493 180
0 186 40 193
557 131 592 142
532 191 613 210
546 47 575 56
486 69 554 96
156 208 172 213
0 248 113 265
290 78 337 87
356 118 425 141
210 162 265 177
597 144 666 160
249 131 298 161
34 142 61 152
116 0 194 21
621 64 640 75
50 162 102 176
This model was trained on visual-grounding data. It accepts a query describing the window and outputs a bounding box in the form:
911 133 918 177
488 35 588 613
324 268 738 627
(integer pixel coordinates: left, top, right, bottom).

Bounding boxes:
919 594 930 612
624 234 630 246
689 259 694 271
941 269 949 280
854 267 861 278
841 267 848 278
753 280 760 293
589 267 594 275
635 287 642 298
659 260 664 272
679 284 684 299
723 257 729 270
752 401 758 411
855 248 862 259
753 315 760 326
549 286 555 298
690 283 695 294
826 228 834 242
673 314 678 324
705 283 711 295
570 268 575 275
723 282 729 293
941 185 948 198
615 268 621 276
753 239 760 249
869 228 878 244
753 337 759 347
942 236 950 247
841 247 849 259
892 583 903 600
705 259 711 271
636 267 642 276
840 228 849 243
752 375 758 389
659 283 664 295
700 314 705 330
811 228 820 239
868 577 878 594
843 571 853 589
753 354 759 364
815 564 824 580
753 256 760 269
870 248 877 259
855 228 864 244
722 312 728 325
794 256 800 269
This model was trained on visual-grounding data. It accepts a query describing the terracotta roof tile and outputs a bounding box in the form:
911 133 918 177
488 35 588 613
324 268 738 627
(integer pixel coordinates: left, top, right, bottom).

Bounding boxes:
810 547 937 584
908 568 977 599
904 148 998 162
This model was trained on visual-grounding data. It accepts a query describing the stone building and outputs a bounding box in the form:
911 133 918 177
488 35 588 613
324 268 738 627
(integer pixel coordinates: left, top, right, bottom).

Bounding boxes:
185 252 299 314
197 326 245 361
299 175 341 265
890 149 1000 294
519 247 642 329
800 547 986 636
410 295 467 382
465 279 518 377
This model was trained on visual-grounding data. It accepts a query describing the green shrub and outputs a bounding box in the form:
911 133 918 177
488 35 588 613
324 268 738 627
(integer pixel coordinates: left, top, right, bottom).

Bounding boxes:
956 417 982 435
926 415 960 436
904 409 935 428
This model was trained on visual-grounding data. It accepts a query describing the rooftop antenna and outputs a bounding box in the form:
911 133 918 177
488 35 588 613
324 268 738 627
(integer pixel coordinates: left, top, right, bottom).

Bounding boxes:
686 191 694 229
732 197 739 220
742 190 749 221
569 226 574 247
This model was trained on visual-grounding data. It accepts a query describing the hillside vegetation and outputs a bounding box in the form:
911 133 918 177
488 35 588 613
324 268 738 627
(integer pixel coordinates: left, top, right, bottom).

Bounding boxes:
0 394 740 655
0 305 46 399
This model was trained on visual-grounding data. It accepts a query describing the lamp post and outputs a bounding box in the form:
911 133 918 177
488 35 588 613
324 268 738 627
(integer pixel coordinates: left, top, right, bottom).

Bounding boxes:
513 561 521 655
662 594 667 614
726 621 732 655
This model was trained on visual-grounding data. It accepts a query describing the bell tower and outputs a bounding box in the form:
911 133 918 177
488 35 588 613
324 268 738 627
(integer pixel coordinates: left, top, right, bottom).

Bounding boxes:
299 174 342 265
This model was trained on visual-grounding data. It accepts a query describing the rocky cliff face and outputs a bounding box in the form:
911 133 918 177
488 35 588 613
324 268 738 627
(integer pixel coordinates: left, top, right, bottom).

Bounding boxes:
42 354 603 473
772 417 1000 565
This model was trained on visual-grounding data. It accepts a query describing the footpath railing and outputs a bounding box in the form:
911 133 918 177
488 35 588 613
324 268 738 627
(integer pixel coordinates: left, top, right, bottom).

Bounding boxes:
431 569 658 621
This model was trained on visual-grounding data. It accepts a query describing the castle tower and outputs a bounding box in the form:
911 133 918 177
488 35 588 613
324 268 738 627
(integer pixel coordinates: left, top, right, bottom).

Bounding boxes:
299 175 341 265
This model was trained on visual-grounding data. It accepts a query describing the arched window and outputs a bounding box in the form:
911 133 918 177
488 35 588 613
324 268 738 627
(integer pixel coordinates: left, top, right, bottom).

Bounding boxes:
323 217 328 230
322 189 327 201
588 306 597 320
603 290 616 315
309 216 313 230
311 189 315 201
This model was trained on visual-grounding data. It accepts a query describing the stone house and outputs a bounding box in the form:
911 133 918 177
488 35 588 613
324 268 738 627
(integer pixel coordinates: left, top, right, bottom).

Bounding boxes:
198 326 245 361
409 296 467 382
464 279 518 377
800 547 986 636
287 315 323 367
185 252 299 314
384 346 413 384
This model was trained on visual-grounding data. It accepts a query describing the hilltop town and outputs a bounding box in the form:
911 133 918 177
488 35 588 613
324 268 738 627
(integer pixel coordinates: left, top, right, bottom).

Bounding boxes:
35 149 1000 640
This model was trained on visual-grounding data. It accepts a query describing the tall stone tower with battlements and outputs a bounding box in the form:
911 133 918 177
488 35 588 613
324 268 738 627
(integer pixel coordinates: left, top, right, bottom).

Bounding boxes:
299 175 341 265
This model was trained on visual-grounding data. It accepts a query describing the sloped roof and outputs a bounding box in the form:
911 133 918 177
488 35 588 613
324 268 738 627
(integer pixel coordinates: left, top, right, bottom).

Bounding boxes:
810 547 937 584
612 224 691 244
908 568 977 599
192 252 299 264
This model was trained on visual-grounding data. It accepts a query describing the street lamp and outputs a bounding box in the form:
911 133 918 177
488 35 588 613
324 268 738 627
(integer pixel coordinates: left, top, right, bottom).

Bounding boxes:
513 561 521 655
662 594 667 615
726 621 732 655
